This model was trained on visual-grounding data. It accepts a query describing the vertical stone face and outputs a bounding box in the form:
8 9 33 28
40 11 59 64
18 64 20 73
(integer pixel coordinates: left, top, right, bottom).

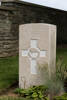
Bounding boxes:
2 0 67 45
0 8 19 57
0 0 66 57
19 23 56 89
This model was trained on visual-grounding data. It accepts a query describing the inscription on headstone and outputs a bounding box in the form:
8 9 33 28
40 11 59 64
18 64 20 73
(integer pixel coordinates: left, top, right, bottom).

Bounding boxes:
19 23 56 89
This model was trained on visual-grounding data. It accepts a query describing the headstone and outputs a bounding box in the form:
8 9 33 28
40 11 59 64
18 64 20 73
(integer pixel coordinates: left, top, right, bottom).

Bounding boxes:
0 2 1 6
19 23 56 89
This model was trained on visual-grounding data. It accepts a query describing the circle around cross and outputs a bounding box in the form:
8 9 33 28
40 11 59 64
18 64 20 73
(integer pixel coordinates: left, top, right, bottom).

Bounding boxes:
28 48 40 59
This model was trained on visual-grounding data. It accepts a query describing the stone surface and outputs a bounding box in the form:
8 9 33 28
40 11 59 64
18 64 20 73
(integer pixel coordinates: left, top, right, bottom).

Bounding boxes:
0 7 18 57
19 23 56 89
0 0 67 57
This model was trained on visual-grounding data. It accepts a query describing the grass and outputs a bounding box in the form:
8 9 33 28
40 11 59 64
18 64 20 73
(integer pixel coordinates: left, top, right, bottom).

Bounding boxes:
0 48 66 91
0 96 35 100
0 97 27 100
57 48 67 65
0 56 19 90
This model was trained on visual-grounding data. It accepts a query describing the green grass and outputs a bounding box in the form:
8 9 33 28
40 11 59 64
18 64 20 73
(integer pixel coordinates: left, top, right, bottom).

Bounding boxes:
0 97 27 100
0 48 66 91
0 56 19 90
57 48 67 65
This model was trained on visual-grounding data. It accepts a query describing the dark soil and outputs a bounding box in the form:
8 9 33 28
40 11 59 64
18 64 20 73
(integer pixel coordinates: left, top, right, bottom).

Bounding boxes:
64 78 67 92
0 81 18 96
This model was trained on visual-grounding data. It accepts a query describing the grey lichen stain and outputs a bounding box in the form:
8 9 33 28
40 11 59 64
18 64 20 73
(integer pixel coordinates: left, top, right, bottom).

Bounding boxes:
21 76 26 89
37 63 49 83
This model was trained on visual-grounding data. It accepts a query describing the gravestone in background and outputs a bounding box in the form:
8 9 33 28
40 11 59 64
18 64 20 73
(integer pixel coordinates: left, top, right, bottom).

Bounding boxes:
19 23 56 89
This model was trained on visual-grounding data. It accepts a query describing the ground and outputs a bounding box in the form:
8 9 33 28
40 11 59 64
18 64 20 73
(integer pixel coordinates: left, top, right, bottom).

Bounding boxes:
0 56 18 91
0 48 67 99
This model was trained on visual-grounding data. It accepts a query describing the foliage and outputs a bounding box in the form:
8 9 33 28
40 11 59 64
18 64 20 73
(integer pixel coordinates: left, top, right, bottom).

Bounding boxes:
0 96 27 100
0 94 67 100
45 74 64 96
0 48 66 91
56 57 67 82
14 85 49 100
44 57 67 96
53 93 67 100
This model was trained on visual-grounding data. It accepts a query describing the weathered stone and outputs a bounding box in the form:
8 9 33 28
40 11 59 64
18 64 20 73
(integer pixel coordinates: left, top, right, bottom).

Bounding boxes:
19 23 56 88
0 0 66 57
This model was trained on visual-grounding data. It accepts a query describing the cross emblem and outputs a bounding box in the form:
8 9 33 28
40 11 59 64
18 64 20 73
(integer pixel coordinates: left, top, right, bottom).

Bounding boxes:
22 40 46 74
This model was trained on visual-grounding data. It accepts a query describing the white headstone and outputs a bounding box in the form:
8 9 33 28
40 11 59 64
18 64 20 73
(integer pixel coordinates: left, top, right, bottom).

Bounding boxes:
0 2 1 6
19 23 56 89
